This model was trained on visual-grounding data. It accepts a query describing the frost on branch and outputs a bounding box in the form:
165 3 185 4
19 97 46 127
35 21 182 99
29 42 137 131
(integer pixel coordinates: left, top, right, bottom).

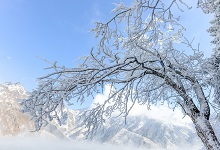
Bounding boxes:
200 0 220 115
21 1 220 148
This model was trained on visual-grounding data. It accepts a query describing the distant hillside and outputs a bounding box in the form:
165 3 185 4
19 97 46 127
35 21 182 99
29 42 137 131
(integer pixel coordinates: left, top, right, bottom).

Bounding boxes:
0 83 66 139
0 83 203 149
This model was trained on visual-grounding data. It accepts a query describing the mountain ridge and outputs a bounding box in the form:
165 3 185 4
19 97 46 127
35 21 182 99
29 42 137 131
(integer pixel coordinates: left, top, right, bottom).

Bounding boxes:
0 83 203 149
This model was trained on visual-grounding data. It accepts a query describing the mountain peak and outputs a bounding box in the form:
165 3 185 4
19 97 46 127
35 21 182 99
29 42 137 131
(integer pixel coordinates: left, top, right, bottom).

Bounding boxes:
0 83 203 149
0 82 28 102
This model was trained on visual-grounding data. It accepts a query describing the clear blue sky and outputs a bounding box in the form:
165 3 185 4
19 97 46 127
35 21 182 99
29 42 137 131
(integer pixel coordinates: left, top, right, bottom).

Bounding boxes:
0 0 213 92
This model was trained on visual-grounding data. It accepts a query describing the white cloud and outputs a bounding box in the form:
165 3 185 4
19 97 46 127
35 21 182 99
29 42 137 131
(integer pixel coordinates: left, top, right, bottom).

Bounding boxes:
91 84 112 108
128 104 192 127
91 85 192 127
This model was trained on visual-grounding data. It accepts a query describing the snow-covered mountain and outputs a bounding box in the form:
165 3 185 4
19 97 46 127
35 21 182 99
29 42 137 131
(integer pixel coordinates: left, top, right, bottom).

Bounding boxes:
0 83 32 136
0 83 67 139
0 83 203 149
66 111 201 149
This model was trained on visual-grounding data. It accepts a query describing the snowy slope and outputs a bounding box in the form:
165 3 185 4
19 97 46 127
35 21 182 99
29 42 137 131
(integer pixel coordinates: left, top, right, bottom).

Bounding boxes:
67 113 201 149
0 83 203 149
51 105 201 149
0 83 67 139
0 83 32 136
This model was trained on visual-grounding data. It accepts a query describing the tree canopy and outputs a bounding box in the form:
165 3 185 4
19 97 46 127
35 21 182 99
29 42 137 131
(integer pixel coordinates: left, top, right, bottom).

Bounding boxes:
22 0 220 149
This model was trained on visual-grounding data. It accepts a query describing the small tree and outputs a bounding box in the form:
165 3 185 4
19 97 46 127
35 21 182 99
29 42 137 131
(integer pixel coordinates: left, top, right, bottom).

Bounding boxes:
22 0 220 149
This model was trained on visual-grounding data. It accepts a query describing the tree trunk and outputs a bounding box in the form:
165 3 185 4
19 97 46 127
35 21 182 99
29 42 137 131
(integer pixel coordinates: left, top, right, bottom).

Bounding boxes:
193 116 220 150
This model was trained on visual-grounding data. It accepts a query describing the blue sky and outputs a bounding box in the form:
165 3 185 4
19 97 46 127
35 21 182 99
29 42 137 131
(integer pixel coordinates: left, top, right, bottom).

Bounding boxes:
0 0 115 91
0 0 213 93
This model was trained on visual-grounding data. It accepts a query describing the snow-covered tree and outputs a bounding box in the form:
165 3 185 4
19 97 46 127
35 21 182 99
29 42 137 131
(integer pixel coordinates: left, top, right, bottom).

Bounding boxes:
199 0 220 117
21 0 220 149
